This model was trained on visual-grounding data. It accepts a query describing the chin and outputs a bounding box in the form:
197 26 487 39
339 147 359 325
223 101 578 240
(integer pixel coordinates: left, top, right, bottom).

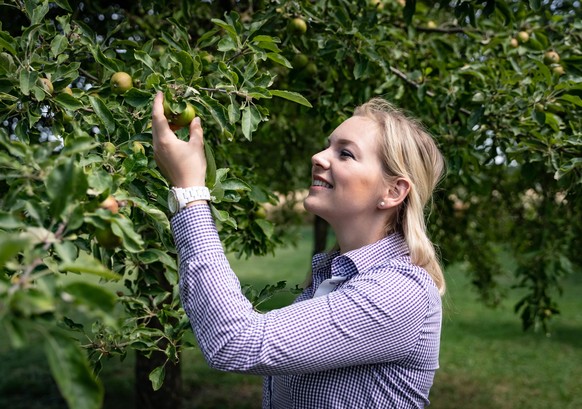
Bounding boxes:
303 197 327 220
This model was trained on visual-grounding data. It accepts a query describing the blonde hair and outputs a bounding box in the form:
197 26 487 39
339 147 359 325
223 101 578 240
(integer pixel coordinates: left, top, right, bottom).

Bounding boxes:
354 98 446 295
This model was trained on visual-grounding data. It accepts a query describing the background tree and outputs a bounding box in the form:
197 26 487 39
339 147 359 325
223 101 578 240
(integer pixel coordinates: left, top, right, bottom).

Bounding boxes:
0 0 580 408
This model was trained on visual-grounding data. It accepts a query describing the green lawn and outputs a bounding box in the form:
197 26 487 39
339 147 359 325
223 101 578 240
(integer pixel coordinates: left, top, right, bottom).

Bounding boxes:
1 228 581 409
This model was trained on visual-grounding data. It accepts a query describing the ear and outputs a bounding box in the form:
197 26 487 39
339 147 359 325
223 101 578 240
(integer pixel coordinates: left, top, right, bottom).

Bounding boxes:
378 178 410 209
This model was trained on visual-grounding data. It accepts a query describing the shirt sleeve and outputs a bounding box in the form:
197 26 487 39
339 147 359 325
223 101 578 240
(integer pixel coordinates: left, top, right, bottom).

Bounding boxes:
172 204 433 376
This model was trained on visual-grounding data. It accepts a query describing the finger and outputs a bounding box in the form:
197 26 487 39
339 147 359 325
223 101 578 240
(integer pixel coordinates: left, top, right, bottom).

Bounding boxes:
151 92 173 139
188 116 204 146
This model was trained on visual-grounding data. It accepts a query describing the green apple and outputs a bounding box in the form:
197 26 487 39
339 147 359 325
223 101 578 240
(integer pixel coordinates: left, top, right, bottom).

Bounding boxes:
292 53 309 69
289 18 307 35
543 50 560 65
40 78 54 95
110 71 133 94
163 98 196 130
95 224 122 249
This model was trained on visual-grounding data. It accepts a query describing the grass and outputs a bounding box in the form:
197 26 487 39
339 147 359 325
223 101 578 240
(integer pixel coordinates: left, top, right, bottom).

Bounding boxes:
1 227 581 409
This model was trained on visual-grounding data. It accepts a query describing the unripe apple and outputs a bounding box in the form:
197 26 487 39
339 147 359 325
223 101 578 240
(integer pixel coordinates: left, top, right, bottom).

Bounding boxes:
510 38 519 48
103 141 116 154
552 65 565 76
95 224 122 249
427 20 437 29
40 78 54 95
100 195 119 214
62 86 73 96
543 50 560 65
163 98 196 130
517 31 529 43
304 62 318 76
369 0 384 10
288 18 307 35
110 71 133 94
132 141 145 155
292 53 309 69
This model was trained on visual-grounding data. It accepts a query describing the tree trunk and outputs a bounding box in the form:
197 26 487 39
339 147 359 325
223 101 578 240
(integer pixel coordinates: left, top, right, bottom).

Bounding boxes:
134 335 182 409
312 215 329 256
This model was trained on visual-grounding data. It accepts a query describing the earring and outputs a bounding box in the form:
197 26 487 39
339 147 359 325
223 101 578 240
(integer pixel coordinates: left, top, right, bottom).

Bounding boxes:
379 201 385 207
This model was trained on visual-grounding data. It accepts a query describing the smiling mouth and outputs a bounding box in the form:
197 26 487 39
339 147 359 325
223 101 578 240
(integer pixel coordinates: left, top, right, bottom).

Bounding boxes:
312 179 333 188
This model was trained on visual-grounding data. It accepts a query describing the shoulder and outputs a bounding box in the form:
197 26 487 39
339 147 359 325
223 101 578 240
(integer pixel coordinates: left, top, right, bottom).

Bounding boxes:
348 257 440 310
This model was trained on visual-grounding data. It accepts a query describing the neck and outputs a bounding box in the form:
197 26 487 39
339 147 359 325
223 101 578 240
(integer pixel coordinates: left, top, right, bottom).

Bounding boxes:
331 212 392 254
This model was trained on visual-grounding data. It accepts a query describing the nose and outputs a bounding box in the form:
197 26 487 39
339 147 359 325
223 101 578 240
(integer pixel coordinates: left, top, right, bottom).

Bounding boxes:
312 148 330 169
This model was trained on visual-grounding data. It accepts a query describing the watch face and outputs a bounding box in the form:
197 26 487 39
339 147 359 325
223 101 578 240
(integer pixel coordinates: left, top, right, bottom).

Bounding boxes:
168 190 178 213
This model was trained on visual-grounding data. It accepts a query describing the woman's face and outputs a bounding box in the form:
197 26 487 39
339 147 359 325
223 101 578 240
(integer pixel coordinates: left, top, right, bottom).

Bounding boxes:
304 116 387 225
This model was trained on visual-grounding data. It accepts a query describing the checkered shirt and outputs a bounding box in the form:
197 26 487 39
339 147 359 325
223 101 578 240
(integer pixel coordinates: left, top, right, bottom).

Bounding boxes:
172 204 442 409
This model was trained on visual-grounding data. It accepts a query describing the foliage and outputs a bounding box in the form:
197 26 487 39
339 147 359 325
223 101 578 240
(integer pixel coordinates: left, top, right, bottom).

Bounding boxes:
0 0 581 407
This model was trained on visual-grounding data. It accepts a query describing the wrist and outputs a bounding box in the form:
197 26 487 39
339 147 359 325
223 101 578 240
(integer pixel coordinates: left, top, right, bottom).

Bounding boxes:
168 186 211 214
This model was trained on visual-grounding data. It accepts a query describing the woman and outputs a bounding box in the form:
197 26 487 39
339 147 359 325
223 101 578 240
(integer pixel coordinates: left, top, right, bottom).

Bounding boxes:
151 92 446 408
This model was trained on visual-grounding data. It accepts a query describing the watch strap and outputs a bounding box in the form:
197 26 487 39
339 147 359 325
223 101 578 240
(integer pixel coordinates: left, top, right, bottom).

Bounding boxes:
171 186 211 213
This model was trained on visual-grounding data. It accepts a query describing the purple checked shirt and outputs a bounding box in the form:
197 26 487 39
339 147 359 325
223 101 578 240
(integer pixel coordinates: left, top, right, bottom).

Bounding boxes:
172 204 442 409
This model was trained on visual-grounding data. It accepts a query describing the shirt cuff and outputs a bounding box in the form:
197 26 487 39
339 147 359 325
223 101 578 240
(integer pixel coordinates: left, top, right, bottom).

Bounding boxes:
170 204 223 261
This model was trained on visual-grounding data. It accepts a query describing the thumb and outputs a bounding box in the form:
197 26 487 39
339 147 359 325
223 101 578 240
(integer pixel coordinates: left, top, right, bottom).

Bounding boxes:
188 116 204 145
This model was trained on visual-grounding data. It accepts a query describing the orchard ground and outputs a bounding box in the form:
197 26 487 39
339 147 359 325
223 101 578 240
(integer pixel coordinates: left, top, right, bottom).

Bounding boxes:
1 227 580 409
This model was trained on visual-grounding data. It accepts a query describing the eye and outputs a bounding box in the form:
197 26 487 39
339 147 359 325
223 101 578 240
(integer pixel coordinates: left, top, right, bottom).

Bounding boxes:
340 149 355 159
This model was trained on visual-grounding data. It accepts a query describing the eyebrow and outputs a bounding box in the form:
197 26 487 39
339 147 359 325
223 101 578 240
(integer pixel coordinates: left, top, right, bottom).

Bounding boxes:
327 136 359 149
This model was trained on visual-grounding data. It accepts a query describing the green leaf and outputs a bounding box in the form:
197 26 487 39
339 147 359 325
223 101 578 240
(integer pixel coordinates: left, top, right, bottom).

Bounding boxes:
44 332 104 409
3 319 28 349
54 93 84 110
52 0 73 12
211 18 238 42
266 52 292 69
134 50 157 72
89 95 116 134
91 46 122 73
241 105 261 140
19 70 38 96
221 178 251 191
0 212 24 229
532 108 545 125
0 52 16 74
50 34 68 57
45 159 88 219
31 0 50 25
467 106 484 130
204 142 217 189
0 32 18 55
559 94 582 108
149 365 165 391
62 281 117 313
0 233 29 267
59 252 121 280
174 50 195 80
529 0 541 11
270 90 312 108
110 217 144 253
124 88 153 108
210 205 237 229
217 36 237 52
255 219 274 239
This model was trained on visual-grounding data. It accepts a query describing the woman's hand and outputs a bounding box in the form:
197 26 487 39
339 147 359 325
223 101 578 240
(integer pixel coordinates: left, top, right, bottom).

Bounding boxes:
151 92 207 187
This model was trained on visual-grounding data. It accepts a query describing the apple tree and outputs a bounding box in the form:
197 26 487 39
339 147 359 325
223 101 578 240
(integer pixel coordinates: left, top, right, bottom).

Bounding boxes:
1 0 581 408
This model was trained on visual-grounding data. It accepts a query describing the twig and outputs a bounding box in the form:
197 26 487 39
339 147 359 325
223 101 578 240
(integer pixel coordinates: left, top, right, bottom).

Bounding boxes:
80 68 99 83
389 66 471 115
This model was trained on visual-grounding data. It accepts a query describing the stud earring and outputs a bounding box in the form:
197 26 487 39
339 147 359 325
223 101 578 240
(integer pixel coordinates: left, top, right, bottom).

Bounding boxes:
379 201 385 207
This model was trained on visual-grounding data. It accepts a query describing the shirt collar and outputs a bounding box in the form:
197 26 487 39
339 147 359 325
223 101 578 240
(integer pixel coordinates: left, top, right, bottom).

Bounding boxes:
311 232 409 279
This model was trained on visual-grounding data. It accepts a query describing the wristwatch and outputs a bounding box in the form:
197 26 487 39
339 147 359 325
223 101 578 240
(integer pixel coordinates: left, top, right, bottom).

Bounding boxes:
168 186 211 214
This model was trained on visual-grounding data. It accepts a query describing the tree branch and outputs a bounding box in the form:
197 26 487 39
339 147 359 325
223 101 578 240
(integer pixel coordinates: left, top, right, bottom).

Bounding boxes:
389 66 471 116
